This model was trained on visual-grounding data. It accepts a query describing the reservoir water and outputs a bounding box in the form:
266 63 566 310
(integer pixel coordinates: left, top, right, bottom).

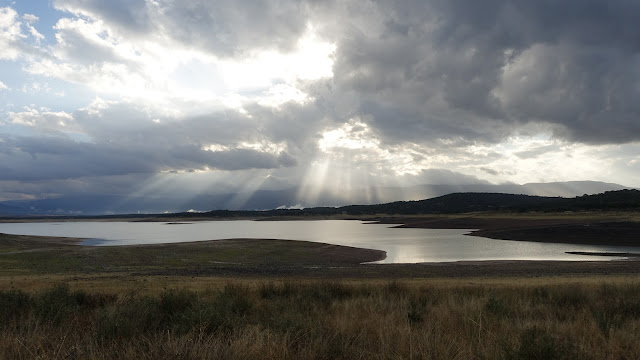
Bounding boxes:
0 220 637 263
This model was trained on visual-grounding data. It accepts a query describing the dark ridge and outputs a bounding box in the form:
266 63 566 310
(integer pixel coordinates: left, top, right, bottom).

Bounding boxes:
2 189 639 221
162 189 640 218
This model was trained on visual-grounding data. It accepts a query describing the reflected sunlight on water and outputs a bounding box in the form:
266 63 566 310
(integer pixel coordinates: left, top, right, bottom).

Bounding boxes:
0 220 636 263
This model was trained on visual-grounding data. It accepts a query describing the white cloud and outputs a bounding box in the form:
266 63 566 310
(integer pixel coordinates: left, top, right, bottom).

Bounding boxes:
217 28 335 90
202 140 288 156
6 107 76 133
257 84 308 108
20 81 51 94
0 7 25 60
0 81 8 90
24 12 335 114
22 13 39 23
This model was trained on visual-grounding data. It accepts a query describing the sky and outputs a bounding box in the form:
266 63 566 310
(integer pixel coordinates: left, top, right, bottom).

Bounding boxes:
1 0 639 212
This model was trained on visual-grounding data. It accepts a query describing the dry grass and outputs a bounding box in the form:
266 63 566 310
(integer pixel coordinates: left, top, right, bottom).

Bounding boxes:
1 277 640 359
1 228 639 358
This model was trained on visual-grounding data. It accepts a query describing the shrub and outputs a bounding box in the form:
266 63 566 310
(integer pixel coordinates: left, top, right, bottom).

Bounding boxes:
0 288 31 323
96 296 161 339
512 327 580 360
485 296 510 317
33 284 82 324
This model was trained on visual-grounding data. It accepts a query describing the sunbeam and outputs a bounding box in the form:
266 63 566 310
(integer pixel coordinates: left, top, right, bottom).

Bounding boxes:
227 173 272 210
297 157 332 206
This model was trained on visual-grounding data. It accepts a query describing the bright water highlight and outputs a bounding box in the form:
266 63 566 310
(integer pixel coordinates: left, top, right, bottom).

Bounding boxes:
0 220 637 263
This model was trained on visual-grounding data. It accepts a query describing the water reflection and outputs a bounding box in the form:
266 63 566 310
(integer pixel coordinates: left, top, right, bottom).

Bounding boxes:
0 220 637 263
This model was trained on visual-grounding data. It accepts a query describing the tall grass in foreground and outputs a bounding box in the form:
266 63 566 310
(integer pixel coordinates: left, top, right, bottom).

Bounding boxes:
1 280 640 359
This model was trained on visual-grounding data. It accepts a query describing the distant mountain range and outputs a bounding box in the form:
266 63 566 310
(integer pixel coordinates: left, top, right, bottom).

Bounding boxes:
335 189 640 215
0 181 634 216
0 203 30 216
186 189 640 218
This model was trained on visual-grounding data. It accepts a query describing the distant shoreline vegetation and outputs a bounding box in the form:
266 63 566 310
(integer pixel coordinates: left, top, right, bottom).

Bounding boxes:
3 189 639 221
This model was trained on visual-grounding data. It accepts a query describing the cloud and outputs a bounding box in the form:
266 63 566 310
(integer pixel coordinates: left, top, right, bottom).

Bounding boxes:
0 6 49 60
3 1 640 210
53 0 152 34
309 0 640 145
53 0 310 57
22 14 39 23
0 134 297 181
0 81 8 90
0 100 301 181
21 2 333 116
6 107 75 133
412 169 491 186
0 7 25 60
11 1 640 145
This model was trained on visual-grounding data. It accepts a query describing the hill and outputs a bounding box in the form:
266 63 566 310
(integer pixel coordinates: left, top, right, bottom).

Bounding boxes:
0 181 630 215
336 189 640 215
3 189 639 220
170 189 639 218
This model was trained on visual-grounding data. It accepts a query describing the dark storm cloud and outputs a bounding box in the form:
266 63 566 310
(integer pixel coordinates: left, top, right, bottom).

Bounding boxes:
0 101 301 181
49 0 640 145
316 0 640 145
0 136 155 181
69 100 323 163
4 0 640 197
0 134 296 181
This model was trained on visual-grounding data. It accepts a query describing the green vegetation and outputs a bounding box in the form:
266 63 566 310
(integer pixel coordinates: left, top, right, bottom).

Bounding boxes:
0 234 383 275
1 279 640 359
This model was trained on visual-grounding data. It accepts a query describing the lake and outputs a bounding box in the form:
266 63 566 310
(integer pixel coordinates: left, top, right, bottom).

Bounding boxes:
0 220 637 263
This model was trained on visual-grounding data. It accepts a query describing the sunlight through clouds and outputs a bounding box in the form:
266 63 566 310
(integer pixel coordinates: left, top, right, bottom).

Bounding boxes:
297 158 331 205
24 10 335 113
460 135 623 184
218 26 335 89
296 119 451 205
317 119 432 176
1 1 640 213
227 173 272 209
202 141 288 156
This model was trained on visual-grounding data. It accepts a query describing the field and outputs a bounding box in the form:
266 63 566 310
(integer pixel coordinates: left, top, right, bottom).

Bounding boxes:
1 214 640 359
2 277 640 359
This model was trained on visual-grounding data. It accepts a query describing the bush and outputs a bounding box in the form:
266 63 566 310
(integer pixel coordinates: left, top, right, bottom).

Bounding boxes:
33 284 83 324
485 296 510 317
259 281 297 299
512 327 580 360
0 288 31 323
96 296 161 339
160 288 197 320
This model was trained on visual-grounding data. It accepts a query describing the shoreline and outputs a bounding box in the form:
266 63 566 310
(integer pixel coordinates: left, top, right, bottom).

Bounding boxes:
5 211 640 248
368 215 640 247
4 213 640 247
2 212 640 280
1 232 639 280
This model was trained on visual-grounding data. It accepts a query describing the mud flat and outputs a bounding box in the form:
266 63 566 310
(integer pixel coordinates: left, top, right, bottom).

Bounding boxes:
371 214 640 247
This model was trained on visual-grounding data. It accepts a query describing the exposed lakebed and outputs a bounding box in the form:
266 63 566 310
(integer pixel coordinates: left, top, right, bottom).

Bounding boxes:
0 220 637 263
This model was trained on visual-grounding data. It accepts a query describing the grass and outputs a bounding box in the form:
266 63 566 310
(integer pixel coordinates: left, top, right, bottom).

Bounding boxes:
0 234 384 275
1 228 640 358
1 278 640 359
